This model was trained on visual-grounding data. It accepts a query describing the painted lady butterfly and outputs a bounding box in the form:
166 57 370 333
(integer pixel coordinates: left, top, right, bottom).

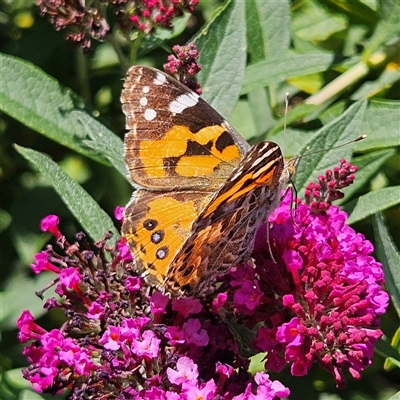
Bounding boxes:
121 66 296 297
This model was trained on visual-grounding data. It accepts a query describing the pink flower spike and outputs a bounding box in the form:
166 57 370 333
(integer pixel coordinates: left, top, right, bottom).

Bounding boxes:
40 215 62 239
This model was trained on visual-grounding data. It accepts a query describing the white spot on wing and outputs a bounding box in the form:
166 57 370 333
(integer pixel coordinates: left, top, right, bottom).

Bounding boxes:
154 72 167 85
169 92 199 114
142 86 150 93
144 108 157 121
140 97 148 106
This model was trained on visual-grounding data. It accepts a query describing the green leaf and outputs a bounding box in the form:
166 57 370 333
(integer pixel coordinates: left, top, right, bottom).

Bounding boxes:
338 149 396 204
0 53 110 165
15 145 119 242
344 186 400 225
229 100 257 140
241 52 335 95
194 0 246 118
364 0 400 57
293 100 367 195
291 0 348 41
245 0 290 63
355 99 400 151
271 128 315 159
372 212 400 317
74 110 126 177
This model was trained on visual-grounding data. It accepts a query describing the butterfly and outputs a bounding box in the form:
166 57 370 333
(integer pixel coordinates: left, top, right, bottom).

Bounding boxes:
121 65 296 297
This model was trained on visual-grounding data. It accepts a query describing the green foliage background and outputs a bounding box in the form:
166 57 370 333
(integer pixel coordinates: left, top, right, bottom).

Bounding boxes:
0 0 399 399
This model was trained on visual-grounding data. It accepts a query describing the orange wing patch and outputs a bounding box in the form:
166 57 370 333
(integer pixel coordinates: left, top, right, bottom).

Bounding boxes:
138 124 241 180
122 190 213 286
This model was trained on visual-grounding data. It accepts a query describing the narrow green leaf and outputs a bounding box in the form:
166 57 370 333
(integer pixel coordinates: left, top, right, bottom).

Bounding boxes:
337 149 396 204
0 53 110 165
241 52 335 95
74 110 126 177
245 0 290 62
355 99 400 151
372 213 400 317
293 101 367 194
15 145 119 242
194 0 246 118
291 0 348 41
364 0 400 57
344 186 400 225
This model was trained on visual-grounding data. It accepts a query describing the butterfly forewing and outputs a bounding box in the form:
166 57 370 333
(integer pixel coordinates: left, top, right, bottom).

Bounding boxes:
121 66 250 192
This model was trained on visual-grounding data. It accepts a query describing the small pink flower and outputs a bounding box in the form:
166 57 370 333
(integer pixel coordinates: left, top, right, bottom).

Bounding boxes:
150 291 169 315
56 267 83 296
167 356 198 385
99 326 121 351
182 318 209 346
131 330 160 358
125 276 141 292
165 326 185 345
87 301 105 319
172 297 202 318
114 206 124 221
40 215 62 239
233 280 263 314
211 292 227 313
30 251 60 274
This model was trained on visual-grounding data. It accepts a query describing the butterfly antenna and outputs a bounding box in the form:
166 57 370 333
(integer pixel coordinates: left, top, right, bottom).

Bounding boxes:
292 135 367 162
284 92 290 133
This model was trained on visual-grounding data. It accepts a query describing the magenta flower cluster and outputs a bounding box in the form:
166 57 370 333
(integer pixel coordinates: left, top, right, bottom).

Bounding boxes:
18 160 388 398
37 0 199 49
163 43 202 94
128 0 199 34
